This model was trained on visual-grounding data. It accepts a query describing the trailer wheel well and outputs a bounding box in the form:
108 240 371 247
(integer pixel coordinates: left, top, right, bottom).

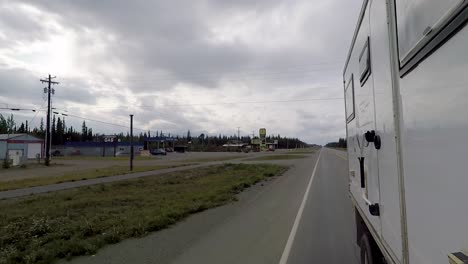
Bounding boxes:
355 207 386 263
355 207 365 245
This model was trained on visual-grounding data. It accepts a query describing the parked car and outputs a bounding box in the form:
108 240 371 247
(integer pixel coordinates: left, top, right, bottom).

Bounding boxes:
115 151 129 156
165 147 174 153
51 150 63 156
150 148 167 156
69 150 81 156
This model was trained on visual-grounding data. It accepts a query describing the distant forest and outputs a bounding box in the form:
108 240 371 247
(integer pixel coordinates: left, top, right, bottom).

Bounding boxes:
0 114 308 149
325 138 347 148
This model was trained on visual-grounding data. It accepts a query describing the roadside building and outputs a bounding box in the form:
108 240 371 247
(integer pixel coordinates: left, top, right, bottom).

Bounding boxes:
0 134 44 166
144 137 176 151
174 145 188 153
222 141 249 152
250 138 261 152
52 142 144 157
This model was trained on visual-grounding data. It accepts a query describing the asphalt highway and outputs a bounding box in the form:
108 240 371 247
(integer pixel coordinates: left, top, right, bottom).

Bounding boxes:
286 148 358 264
66 148 358 264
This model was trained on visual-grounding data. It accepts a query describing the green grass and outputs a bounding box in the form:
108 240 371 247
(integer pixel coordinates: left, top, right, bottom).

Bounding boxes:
0 163 286 264
247 154 308 161
287 148 318 154
54 156 155 161
179 155 244 163
0 162 67 171
329 147 347 152
0 164 195 192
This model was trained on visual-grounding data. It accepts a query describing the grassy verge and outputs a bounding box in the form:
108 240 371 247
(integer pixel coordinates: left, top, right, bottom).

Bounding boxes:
329 147 347 152
287 148 318 154
0 163 67 172
0 164 195 192
0 163 286 264
53 156 155 161
179 155 244 163
247 154 308 161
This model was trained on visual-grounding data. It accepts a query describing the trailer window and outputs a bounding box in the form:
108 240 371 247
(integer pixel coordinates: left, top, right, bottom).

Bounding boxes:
359 38 371 86
395 0 467 75
345 75 355 123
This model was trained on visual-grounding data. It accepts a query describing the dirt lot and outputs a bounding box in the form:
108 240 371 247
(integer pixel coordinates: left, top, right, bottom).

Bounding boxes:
0 152 255 182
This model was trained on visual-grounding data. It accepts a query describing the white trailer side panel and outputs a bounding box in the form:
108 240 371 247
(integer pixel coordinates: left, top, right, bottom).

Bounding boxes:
345 0 382 245
368 0 404 261
399 19 468 264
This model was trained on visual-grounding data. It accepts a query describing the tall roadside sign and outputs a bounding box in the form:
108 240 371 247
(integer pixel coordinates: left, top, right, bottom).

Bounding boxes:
259 128 267 151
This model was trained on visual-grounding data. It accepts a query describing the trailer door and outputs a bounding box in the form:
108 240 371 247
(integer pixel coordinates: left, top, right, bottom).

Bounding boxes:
345 1 383 247
368 0 405 262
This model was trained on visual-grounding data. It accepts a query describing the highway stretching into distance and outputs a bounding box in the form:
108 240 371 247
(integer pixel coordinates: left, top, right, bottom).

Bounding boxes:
66 148 358 264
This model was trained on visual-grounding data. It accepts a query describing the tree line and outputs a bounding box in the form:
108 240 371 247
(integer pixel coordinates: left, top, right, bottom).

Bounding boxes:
325 138 347 148
182 131 308 151
0 113 308 148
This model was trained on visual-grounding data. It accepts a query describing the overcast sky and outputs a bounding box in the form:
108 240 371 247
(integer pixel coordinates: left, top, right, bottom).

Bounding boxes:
0 0 361 144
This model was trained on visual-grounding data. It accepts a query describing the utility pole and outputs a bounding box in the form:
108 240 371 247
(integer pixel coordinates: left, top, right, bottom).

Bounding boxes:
4 123 10 167
130 114 134 171
237 127 240 141
40 74 59 166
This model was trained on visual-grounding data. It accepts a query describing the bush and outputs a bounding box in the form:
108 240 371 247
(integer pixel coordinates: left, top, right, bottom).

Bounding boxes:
2 159 10 169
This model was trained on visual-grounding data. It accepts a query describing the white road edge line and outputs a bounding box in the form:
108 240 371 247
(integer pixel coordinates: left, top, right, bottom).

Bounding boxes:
279 148 322 264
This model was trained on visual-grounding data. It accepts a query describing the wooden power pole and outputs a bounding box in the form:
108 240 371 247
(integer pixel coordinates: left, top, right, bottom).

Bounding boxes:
40 75 59 166
130 114 134 171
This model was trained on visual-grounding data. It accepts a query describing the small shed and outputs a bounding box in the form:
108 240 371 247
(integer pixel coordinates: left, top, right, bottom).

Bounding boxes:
0 134 44 165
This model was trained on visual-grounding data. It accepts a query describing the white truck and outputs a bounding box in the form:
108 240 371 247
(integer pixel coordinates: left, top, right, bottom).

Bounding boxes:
343 1 468 263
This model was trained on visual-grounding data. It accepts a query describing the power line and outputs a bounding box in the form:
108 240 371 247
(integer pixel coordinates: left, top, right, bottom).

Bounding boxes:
2 106 146 132
0 107 37 112
29 98 47 126
59 64 342 88
49 97 344 111
140 97 344 108
65 113 130 129
50 111 151 132
64 62 342 83
75 72 339 89
112 69 338 83
3 95 344 134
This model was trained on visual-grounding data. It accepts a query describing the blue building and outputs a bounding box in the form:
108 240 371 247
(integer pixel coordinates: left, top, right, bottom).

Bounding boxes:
55 141 144 157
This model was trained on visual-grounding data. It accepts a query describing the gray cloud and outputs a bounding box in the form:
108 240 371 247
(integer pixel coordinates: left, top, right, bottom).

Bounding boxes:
0 67 96 107
1 0 362 144
0 2 55 45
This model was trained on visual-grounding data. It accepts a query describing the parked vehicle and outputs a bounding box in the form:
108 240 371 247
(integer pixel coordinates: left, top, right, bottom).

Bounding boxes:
69 149 81 156
115 151 129 157
51 150 63 157
343 1 468 264
150 148 167 156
